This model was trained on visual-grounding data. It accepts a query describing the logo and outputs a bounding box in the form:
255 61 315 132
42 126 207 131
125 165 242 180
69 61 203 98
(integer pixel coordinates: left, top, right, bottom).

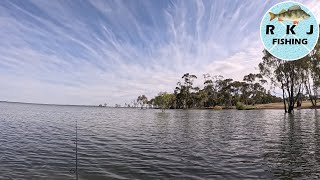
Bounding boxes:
260 1 319 61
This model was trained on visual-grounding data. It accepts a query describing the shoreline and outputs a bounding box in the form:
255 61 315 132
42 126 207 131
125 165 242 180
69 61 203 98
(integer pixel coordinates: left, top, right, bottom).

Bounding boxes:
254 101 320 110
184 101 320 110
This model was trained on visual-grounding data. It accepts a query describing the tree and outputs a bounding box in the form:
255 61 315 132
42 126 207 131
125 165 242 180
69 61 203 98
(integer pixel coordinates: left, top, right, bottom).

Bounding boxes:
154 92 175 112
148 98 155 109
216 78 234 107
132 99 138 108
175 73 197 109
259 50 304 113
137 95 148 109
243 73 267 105
202 73 217 107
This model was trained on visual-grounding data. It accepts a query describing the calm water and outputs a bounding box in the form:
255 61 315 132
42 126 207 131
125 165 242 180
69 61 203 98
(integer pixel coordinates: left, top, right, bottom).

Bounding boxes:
1 102 320 179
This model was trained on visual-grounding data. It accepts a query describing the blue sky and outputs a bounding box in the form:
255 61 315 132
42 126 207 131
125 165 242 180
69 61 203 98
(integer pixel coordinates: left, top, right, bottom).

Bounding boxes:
0 0 319 105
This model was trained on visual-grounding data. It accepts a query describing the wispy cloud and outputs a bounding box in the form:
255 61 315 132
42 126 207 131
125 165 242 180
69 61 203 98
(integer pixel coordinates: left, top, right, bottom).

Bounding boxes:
0 0 319 105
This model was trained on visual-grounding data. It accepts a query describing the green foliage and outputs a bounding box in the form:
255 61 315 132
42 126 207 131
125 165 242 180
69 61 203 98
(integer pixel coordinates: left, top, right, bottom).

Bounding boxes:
154 92 175 111
174 73 198 109
236 102 245 110
236 102 256 110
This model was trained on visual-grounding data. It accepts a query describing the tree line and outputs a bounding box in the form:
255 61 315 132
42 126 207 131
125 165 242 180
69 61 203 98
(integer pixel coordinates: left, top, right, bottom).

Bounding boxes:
135 72 282 111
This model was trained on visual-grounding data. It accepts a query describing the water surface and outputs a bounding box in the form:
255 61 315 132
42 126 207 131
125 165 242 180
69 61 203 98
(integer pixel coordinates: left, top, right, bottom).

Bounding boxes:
1 102 320 179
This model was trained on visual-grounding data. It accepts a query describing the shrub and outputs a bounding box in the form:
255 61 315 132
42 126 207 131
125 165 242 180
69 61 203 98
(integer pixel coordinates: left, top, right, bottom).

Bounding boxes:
213 106 223 110
236 102 256 110
236 102 246 110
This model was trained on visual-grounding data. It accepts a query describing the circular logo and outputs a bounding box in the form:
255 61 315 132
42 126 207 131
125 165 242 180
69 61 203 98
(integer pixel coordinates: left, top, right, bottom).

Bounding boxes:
260 1 319 61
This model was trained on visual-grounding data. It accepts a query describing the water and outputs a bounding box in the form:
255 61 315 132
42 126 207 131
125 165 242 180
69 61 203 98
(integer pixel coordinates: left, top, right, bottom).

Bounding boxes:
1 102 320 179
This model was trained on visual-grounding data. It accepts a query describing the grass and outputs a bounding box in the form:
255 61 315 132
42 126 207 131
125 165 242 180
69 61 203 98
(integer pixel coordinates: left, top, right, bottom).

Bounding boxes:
255 101 317 109
211 101 319 111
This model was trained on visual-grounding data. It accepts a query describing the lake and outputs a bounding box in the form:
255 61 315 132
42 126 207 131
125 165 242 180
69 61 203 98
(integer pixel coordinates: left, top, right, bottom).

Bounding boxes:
1 102 320 179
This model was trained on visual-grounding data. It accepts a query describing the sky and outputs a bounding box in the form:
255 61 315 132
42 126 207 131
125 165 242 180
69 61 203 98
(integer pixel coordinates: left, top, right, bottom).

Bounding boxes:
0 0 319 106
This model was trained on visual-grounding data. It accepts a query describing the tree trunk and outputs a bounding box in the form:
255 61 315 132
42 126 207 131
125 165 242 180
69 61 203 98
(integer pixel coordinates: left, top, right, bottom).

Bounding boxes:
288 104 294 113
288 85 295 114
311 95 317 107
282 85 287 113
287 73 295 114
305 80 317 107
295 91 302 108
288 94 295 114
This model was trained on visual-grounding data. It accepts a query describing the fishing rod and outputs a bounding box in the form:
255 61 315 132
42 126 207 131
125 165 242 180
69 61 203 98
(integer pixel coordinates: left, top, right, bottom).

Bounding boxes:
70 119 79 180
76 119 78 180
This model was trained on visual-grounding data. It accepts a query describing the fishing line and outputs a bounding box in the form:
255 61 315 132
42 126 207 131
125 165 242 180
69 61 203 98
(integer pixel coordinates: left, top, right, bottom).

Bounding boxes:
76 119 78 180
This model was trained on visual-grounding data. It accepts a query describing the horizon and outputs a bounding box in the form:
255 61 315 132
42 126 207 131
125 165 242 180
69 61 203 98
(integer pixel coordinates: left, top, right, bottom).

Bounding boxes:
1 0 320 106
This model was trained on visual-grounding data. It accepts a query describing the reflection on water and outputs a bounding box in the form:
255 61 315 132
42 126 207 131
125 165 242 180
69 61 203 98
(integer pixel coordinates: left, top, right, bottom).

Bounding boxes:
264 111 320 179
1 102 320 179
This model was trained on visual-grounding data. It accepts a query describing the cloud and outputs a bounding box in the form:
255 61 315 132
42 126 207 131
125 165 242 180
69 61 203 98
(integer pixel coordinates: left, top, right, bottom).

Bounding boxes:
0 0 319 105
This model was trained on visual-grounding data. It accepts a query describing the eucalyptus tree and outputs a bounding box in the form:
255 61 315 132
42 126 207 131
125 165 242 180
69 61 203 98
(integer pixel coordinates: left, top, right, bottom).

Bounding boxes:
203 73 221 107
202 73 212 107
148 98 155 109
259 50 304 113
243 73 267 105
239 81 251 105
154 92 175 111
137 95 148 109
175 73 197 109
230 81 242 105
216 78 234 107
